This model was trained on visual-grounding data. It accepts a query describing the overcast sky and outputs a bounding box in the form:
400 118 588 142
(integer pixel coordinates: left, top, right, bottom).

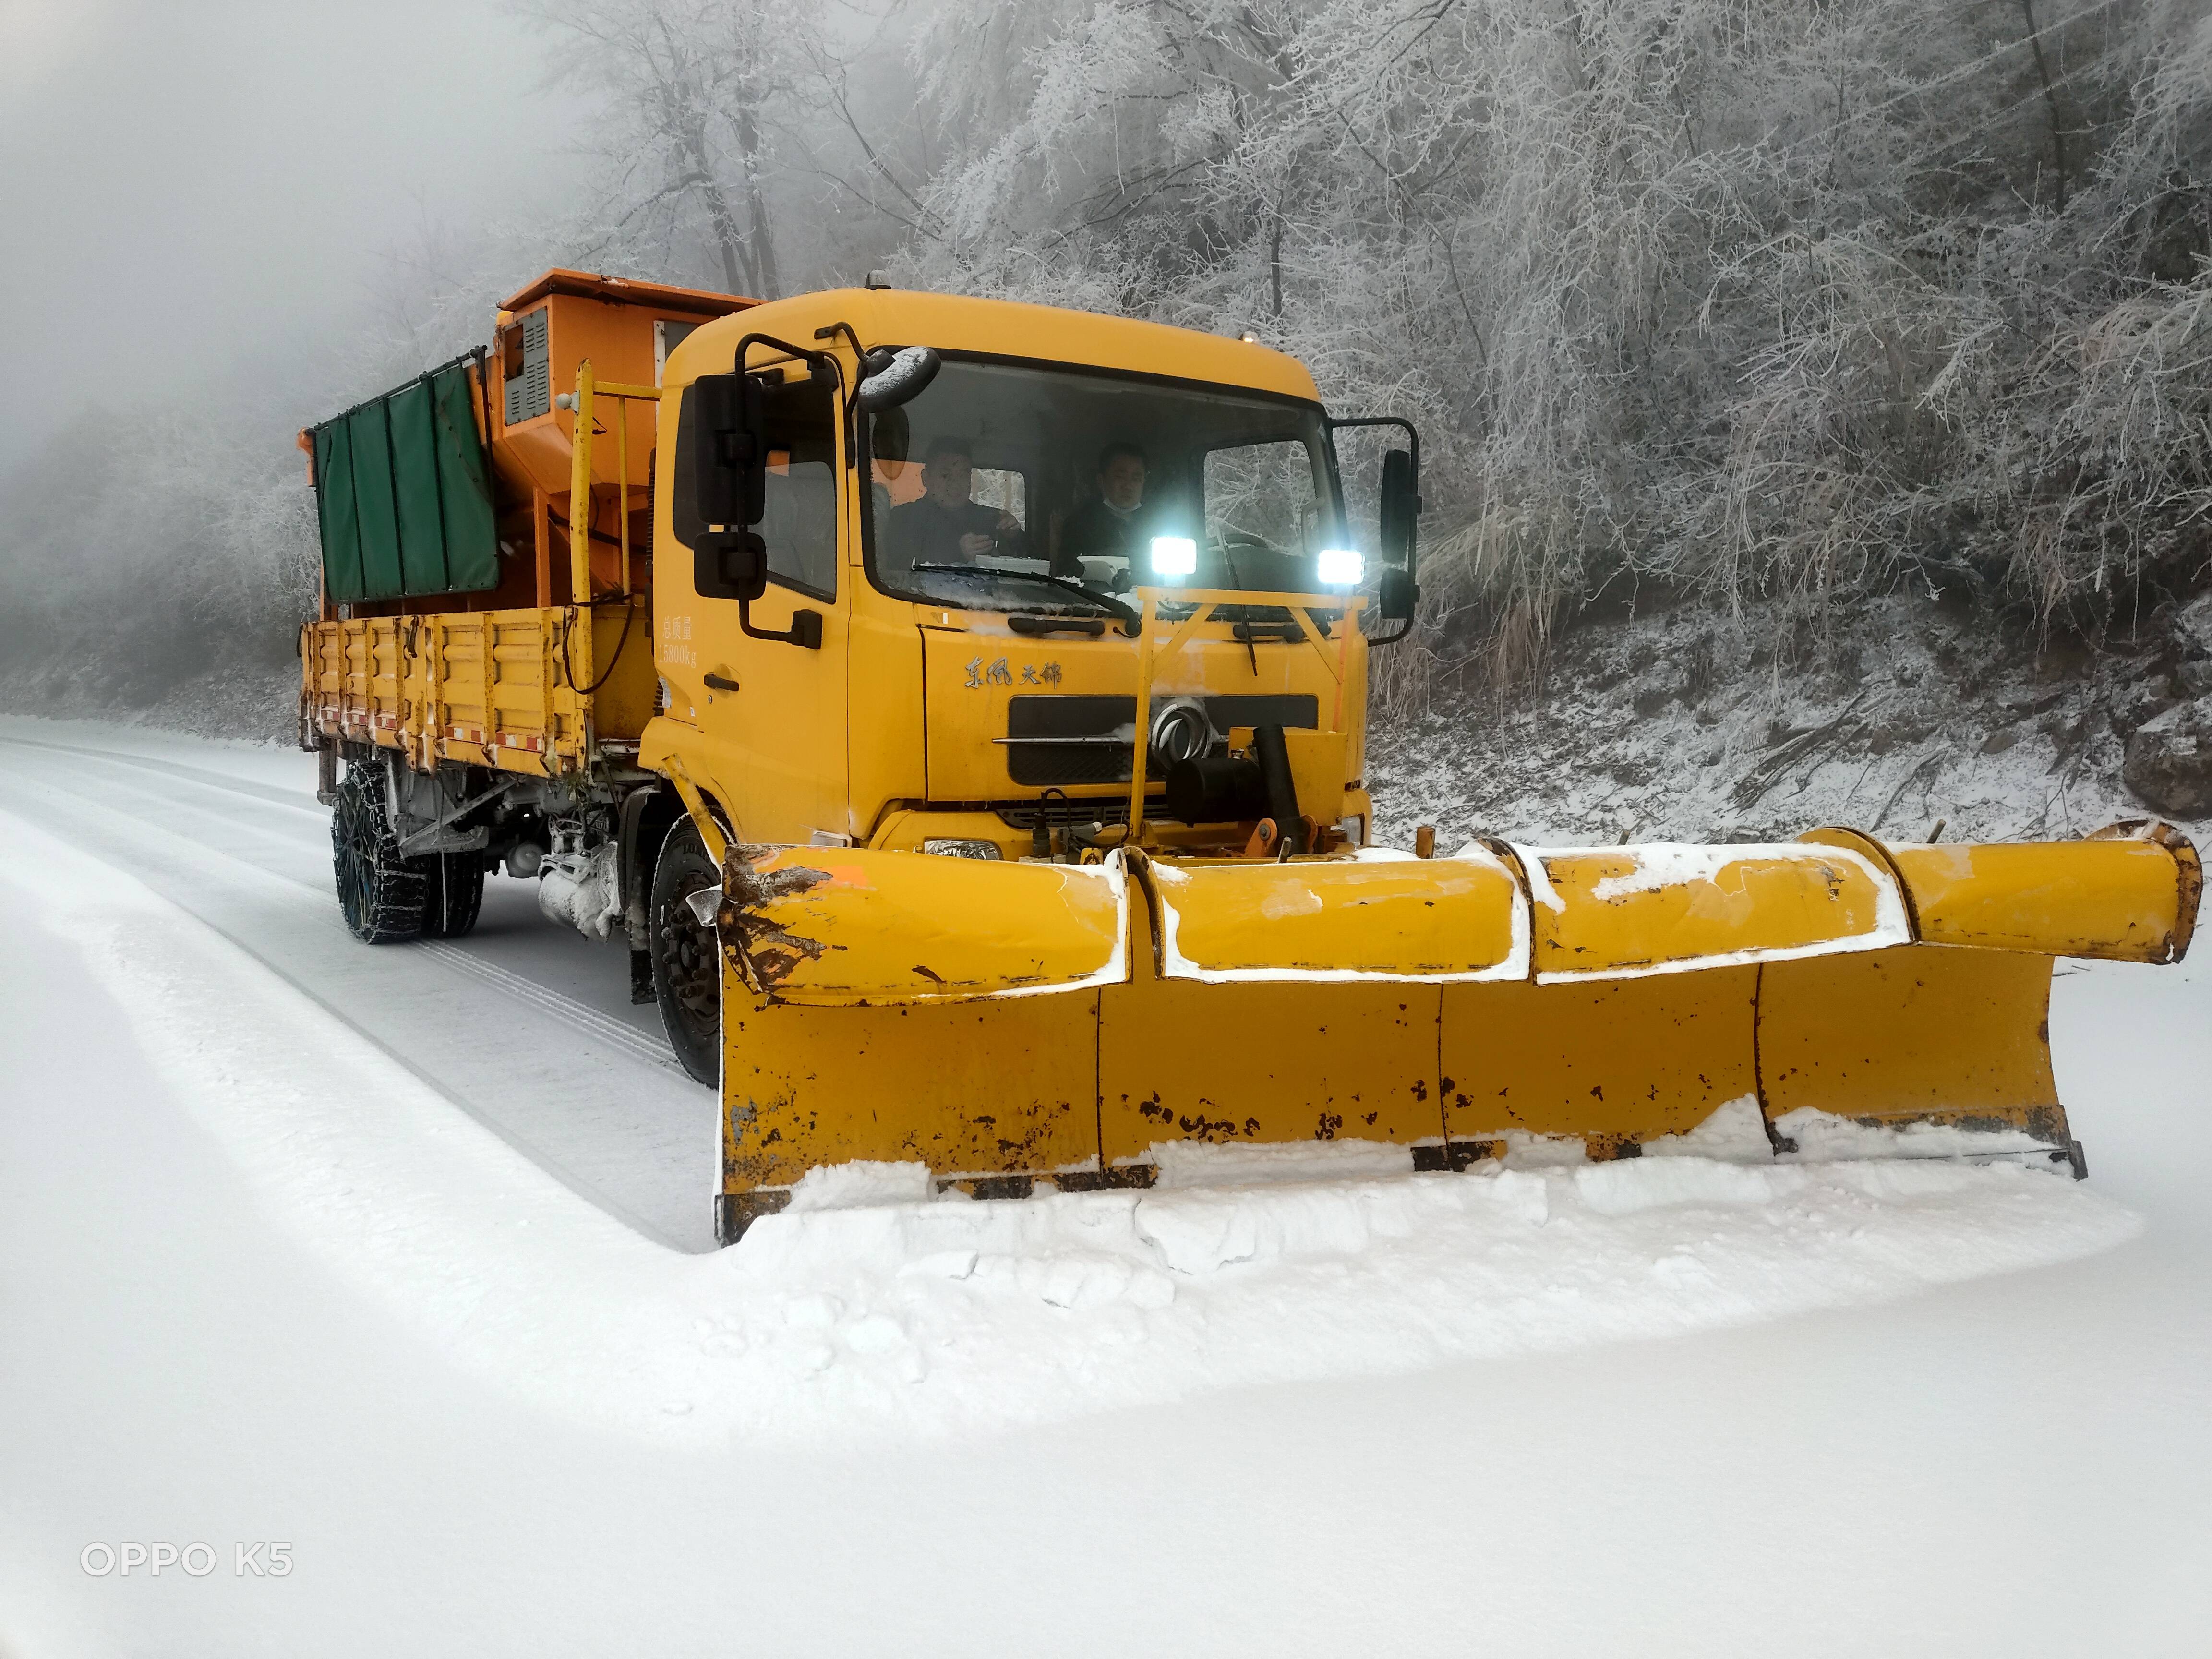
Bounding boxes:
0 0 593 468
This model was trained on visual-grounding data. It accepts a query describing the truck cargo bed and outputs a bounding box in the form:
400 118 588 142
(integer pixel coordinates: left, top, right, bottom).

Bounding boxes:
303 599 653 777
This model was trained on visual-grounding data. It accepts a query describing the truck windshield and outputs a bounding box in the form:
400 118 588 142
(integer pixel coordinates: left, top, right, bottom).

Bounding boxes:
862 358 1342 615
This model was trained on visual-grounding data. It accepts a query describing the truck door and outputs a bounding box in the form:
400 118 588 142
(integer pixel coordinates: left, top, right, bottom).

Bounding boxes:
669 367 849 844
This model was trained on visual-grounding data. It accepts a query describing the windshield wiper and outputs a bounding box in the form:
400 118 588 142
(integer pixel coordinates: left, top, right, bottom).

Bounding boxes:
909 563 1141 633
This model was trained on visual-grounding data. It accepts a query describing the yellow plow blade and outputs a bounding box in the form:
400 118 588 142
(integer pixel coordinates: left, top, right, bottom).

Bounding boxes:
711 824 2200 1240
1514 841 1910 979
718 845 1126 1002
1149 849 1526 982
1885 829 2199 960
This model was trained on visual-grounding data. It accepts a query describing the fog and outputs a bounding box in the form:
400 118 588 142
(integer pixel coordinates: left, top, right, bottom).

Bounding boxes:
0 0 2205 731
0 0 592 472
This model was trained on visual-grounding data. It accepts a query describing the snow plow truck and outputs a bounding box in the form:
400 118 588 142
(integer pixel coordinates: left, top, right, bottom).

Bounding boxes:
300 269 2203 1244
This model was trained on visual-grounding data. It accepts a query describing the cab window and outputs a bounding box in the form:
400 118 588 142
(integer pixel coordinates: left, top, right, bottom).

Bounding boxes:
673 372 838 601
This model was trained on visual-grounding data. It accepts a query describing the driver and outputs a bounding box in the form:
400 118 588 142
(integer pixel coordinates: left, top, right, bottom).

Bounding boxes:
887 436 1026 567
1056 441 1151 575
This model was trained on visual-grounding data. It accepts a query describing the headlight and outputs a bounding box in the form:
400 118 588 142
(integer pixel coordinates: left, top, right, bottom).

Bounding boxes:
922 838 1002 859
1149 535 1198 578
1317 547 1363 586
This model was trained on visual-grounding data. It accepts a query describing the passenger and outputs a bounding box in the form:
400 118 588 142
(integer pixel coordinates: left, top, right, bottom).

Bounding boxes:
1056 441 1152 575
886 437 1026 568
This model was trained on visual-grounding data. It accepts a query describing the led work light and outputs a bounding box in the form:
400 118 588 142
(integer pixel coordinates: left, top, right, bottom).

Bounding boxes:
1149 535 1198 578
1317 547 1364 586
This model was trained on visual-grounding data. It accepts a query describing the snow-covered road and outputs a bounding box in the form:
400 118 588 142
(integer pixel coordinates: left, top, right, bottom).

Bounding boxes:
2 718 2208 1656
0 718 718 1251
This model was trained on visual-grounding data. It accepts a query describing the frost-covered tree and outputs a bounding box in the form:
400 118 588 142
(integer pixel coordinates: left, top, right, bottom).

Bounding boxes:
522 0 805 296
879 0 2210 698
0 399 321 712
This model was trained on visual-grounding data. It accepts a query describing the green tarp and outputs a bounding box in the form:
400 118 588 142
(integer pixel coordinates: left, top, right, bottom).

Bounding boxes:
312 355 499 604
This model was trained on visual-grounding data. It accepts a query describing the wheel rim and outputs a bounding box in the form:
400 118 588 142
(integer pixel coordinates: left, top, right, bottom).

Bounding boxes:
335 781 373 929
661 890 720 1039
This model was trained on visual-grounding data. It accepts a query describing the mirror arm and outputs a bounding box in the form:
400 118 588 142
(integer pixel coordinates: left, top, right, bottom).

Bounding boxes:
731 330 831 379
1324 413 1424 565
740 601 823 651
1326 413 1422 513
1326 414 1421 479
712 327 840 485
813 322 871 471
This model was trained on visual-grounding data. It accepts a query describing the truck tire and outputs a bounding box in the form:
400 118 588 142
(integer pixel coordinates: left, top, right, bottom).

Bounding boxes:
332 765 427 943
419 851 485 940
650 818 722 1085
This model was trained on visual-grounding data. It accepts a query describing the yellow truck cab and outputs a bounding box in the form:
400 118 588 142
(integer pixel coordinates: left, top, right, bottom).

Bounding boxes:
648 286 1388 848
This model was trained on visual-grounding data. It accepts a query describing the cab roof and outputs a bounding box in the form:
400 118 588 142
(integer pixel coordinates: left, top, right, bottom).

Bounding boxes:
668 287 1322 405
497 267 757 319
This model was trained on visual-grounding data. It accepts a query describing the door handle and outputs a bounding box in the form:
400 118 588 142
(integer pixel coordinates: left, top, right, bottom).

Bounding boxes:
703 673 739 692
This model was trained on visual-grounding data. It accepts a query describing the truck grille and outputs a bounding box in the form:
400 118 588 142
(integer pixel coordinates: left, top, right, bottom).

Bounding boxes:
1001 694 1318 788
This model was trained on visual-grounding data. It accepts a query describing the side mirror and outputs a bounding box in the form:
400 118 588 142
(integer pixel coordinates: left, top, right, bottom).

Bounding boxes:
1377 448 1420 621
1379 448 1419 565
1380 567 1419 622
856 346 940 413
694 529 768 602
1326 415 1423 634
692 372 765 529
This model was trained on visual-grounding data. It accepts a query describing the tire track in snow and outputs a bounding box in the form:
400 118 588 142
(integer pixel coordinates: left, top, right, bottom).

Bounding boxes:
13 840 697 1254
0 751 678 1070
0 760 713 1250
0 742 680 1069
416 941 679 1072
0 733 327 817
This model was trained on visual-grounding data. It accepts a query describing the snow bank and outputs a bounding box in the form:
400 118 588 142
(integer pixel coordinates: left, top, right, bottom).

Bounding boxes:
0 806 2143 1452
1641 1093 1775 1159
784 1160 936 1212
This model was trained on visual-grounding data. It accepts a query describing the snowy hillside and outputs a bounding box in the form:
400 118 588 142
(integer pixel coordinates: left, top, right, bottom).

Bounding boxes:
1372 588 2212 850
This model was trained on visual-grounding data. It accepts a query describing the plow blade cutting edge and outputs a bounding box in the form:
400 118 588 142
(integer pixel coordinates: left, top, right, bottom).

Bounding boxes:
710 822 2200 1240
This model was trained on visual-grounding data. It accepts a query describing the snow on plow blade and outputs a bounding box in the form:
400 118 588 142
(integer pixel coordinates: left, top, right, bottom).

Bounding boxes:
711 823 2200 1240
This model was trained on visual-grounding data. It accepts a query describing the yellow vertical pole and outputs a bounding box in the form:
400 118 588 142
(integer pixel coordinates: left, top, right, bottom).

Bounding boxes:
617 394 632 600
1126 593 1161 842
422 617 440 771
568 361 596 606
1331 603 1352 733
532 487 551 608
566 361 597 765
